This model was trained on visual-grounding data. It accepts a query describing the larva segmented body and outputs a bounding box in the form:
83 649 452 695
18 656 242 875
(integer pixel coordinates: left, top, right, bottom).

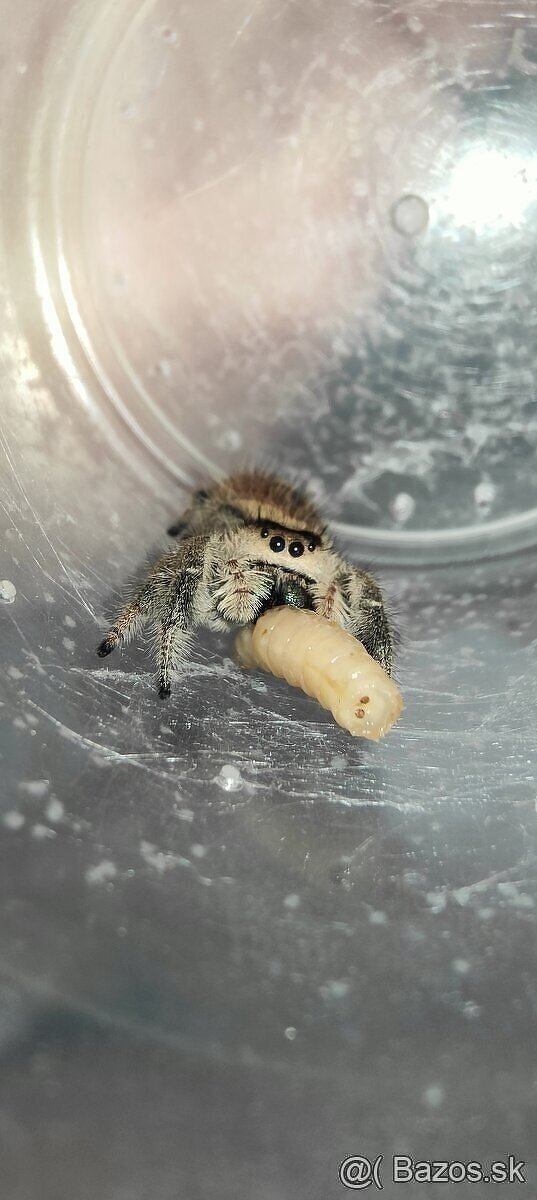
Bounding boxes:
235 607 403 740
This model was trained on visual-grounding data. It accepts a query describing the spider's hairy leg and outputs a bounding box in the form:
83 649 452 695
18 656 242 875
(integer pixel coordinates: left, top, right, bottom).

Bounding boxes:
342 567 394 676
96 536 209 696
154 565 204 698
152 535 210 697
96 582 154 658
155 614 193 699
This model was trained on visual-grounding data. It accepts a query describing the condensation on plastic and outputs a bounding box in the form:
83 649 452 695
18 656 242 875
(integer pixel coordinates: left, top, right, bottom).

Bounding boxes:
1 2 537 1197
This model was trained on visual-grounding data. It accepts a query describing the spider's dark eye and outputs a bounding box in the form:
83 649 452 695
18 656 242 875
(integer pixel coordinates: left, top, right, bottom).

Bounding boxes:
289 540 304 558
269 535 285 553
308 541 316 552
260 527 270 539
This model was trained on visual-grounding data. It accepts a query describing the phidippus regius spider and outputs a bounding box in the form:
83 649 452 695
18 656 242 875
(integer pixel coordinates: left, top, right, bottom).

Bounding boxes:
97 471 393 696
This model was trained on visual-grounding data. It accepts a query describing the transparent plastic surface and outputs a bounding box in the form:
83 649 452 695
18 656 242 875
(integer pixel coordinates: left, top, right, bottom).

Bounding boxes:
1 2 536 1197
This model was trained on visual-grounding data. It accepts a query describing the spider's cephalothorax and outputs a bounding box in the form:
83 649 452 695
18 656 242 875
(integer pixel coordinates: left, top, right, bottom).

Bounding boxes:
97 472 393 697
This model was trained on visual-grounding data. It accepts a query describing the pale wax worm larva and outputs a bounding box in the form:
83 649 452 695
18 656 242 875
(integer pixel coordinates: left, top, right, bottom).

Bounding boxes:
235 606 404 740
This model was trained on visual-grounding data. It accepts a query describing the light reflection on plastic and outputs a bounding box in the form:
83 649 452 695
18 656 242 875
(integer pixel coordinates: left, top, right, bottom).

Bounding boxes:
435 146 537 232
31 228 91 410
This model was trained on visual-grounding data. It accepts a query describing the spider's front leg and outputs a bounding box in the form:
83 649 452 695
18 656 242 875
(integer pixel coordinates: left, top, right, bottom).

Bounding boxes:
152 536 211 697
96 581 154 659
342 567 394 676
97 536 209 697
154 580 203 699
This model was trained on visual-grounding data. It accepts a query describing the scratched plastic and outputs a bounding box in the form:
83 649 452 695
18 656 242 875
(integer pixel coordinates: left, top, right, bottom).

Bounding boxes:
1 2 536 1197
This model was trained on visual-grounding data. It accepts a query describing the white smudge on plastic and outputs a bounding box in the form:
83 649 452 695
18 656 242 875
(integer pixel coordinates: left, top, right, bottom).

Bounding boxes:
425 890 447 913
320 980 350 1000
19 779 50 799
498 881 534 909
31 824 57 840
86 860 118 884
369 909 387 925
46 798 65 823
462 1001 482 1020
423 1084 445 1109
452 958 471 975
3 811 25 830
140 840 188 874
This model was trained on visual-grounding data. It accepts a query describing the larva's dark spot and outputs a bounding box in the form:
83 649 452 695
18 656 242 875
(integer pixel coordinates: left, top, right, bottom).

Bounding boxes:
355 707 365 718
360 695 370 704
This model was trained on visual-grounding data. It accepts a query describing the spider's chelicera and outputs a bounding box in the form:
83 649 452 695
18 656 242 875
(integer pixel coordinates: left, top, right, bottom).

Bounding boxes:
97 471 393 697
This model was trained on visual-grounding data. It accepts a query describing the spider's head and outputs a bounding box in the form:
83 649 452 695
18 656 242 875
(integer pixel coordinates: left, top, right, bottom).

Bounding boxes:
172 472 333 552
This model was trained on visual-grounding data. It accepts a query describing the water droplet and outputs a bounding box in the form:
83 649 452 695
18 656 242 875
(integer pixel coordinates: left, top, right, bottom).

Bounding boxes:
0 580 17 604
391 193 429 236
474 479 496 509
216 764 242 792
422 1084 445 1109
391 492 415 524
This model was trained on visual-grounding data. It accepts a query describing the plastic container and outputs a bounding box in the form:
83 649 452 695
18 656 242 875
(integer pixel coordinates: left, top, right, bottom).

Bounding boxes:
1 3 536 1196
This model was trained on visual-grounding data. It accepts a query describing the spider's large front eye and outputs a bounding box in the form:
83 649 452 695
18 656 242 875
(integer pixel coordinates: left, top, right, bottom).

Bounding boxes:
289 541 304 558
260 527 269 539
269 535 285 553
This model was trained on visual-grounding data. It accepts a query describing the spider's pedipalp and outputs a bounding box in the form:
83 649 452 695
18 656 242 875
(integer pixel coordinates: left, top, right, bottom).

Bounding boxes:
210 557 274 625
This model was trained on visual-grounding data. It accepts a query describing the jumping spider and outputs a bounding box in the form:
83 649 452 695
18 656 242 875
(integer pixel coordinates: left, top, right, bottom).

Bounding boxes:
97 471 393 696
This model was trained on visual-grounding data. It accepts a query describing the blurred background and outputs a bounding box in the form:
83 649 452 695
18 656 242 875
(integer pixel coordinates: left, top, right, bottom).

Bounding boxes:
1 2 536 1196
